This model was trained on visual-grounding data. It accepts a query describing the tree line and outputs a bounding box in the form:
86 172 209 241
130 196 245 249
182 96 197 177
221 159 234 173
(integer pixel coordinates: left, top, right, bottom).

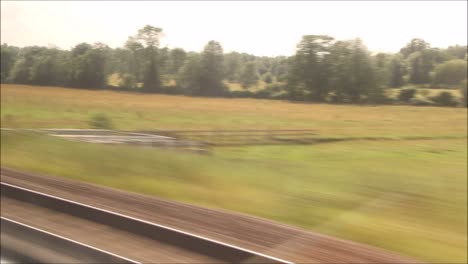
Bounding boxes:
1 25 467 106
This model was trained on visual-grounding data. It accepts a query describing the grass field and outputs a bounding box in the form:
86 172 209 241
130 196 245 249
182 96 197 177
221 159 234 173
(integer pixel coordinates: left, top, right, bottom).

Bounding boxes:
1 84 467 263
1 85 466 138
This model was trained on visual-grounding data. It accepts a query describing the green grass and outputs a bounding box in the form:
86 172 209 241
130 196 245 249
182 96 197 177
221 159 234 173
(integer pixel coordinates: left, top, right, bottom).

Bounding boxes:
1 84 467 262
1 130 466 263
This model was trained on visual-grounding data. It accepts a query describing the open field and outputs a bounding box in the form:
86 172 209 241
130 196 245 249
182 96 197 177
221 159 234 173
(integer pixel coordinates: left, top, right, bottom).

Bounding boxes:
1 85 466 138
1 84 467 262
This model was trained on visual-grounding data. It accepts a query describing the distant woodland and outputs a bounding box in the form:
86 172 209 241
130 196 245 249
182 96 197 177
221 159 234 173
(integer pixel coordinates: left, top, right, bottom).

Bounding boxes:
1 25 467 106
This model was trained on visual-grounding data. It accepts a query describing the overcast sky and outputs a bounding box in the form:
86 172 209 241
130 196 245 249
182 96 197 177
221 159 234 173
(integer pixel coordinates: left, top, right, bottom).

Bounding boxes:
1 1 466 56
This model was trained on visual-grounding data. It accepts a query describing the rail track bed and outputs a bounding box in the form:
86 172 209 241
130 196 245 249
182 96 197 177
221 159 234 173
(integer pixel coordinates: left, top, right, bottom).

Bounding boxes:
0 182 287 263
0 167 421 263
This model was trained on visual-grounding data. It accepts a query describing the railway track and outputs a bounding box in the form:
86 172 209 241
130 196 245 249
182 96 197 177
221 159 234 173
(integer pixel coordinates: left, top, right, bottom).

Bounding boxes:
0 168 422 263
1 217 139 263
0 182 292 263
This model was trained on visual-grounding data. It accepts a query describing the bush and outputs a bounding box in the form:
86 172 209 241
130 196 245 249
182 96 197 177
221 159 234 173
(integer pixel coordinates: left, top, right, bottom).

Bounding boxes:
398 88 416 102
119 74 137 89
270 91 289 100
410 97 434 106
264 83 284 93
419 89 430 97
228 90 254 98
160 85 185 95
433 59 467 87
253 89 272 99
430 91 458 107
460 79 467 107
263 73 273 84
88 113 114 129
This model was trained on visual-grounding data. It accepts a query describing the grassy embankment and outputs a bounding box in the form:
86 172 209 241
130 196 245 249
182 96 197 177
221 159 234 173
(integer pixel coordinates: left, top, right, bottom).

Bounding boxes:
1 84 467 263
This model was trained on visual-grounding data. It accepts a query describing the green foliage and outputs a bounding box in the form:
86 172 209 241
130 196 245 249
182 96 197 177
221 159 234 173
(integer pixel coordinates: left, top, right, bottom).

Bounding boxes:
0 30 466 106
445 45 468 60
288 35 334 101
136 25 163 48
1 44 19 83
460 79 467 107
224 52 241 82
240 62 258 88
388 54 405 87
142 54 162 92
68 43 109 89
123 37 145 81
88 113 114 129
168 48 187 75
373 53 391 89
119 74 137 89
263 73 273 84
329 39 377 103
433 59 467 87
407 50 434 85
6 46 69 86
400 38 431 58
398 88 417 102
431 91 459 107
131 26 164 92
175 43 226 96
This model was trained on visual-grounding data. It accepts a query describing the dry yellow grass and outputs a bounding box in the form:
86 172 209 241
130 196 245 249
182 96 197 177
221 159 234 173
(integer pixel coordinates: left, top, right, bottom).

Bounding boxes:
1 84 466 139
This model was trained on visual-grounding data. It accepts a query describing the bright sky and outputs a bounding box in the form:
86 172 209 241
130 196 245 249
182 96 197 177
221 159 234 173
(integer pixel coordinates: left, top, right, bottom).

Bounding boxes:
1 1 466 56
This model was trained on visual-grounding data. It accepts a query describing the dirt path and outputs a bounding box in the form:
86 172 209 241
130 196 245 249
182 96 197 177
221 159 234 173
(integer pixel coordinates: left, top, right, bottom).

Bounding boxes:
0 167 421 263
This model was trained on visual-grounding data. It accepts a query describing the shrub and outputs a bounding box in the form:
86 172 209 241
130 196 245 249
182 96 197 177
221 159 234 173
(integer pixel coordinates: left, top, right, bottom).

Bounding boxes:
410 97 434 106
253 89 272 99
160 85 185 95
119 74 137 89
228 90 254 98
264 83 284 93
88 113 114 129
433 59 467 87
430 91 458 107
460 79 467 107
419 89 430 97
398 88 416 102
263 73 273 84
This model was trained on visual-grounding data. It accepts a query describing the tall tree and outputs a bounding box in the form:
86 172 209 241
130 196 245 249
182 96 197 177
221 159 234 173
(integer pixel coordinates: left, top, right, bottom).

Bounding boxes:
288 35 334 101
124 37 145 82
240 62 258 88
196 40 225 96
328 39 377 103
0 44 19 83
68 43 108 89
407 50 434 85
388 54 405 88
373 53 390 89
134 25 163 92
224 52 241 82
176 53 201 94
400 38 430 58
169 48 187 75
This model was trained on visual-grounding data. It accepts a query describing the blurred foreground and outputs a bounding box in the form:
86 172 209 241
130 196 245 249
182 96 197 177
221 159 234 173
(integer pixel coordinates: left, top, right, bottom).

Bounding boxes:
1 130 466 262
1 84 467 262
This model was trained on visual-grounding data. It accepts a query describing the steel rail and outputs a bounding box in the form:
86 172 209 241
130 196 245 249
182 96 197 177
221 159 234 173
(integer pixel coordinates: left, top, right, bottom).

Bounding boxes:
0 182 293 264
